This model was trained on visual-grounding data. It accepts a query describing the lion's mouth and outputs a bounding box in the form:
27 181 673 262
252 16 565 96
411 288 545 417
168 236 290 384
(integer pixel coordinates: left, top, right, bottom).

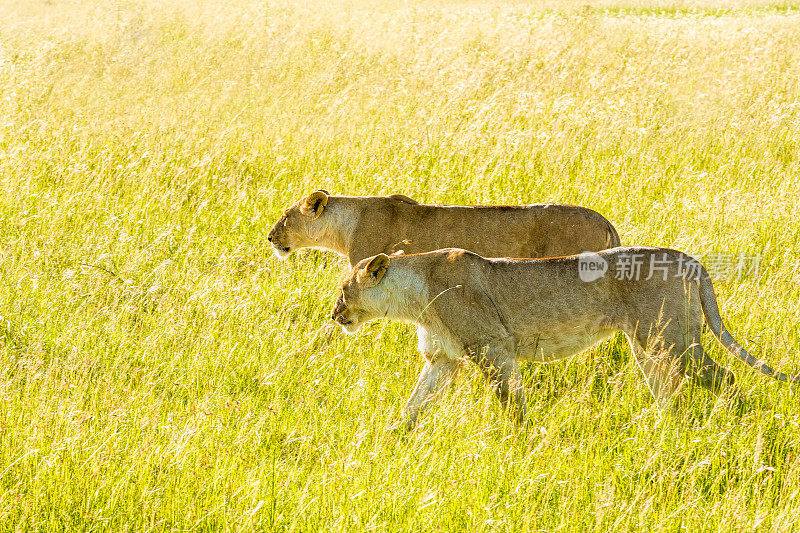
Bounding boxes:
272 244 291 258
339 320 359 334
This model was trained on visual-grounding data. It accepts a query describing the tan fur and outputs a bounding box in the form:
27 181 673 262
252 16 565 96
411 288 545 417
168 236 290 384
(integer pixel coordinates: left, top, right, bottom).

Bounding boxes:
268 191 620 265
331 247 799 429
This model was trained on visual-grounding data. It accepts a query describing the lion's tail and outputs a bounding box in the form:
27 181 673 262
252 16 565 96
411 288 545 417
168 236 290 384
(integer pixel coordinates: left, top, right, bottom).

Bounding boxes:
697 265 800 383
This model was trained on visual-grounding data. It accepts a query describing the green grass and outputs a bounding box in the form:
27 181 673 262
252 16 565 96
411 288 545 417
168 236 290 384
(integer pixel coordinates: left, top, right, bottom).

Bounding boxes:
2 0 800 530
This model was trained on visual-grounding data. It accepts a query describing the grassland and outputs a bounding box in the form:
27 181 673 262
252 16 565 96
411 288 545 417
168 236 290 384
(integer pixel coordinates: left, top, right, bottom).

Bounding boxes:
1 0 800 530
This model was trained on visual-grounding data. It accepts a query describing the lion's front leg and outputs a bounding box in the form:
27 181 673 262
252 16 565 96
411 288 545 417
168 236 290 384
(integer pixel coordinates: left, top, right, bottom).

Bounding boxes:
403 355 458 430
472 343 527 424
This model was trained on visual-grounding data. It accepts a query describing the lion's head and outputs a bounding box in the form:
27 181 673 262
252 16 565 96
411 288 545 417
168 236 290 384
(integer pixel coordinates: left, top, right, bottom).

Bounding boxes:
267 190 330 259
330 253 390 334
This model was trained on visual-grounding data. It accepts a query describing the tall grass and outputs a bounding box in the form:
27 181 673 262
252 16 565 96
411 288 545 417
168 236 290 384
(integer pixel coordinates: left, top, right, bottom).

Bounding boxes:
1 0 800 530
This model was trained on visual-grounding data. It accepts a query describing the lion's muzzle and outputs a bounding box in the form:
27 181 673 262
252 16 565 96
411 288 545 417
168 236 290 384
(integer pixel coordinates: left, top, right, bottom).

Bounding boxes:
330 300 353 326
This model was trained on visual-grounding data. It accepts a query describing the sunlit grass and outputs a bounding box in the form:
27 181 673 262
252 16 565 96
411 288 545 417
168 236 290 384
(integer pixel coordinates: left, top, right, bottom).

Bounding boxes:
1 0 800 530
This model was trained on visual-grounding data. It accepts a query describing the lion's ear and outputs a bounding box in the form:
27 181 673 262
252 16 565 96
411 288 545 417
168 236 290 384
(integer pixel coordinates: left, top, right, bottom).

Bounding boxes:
357 254 389 287
300 191 328 218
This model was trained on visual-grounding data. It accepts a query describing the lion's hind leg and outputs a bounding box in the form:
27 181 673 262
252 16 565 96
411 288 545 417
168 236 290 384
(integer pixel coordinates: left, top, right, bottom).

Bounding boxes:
625 336 685 411
685 343 735 394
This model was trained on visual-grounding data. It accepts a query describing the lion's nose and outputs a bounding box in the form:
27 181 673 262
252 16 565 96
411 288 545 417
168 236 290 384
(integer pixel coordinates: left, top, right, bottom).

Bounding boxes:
267 234 273 242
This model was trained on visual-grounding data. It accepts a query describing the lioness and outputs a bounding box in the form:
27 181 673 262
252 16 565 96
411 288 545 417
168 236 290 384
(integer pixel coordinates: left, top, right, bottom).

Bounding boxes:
330 247 798 428
267 190 620 265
